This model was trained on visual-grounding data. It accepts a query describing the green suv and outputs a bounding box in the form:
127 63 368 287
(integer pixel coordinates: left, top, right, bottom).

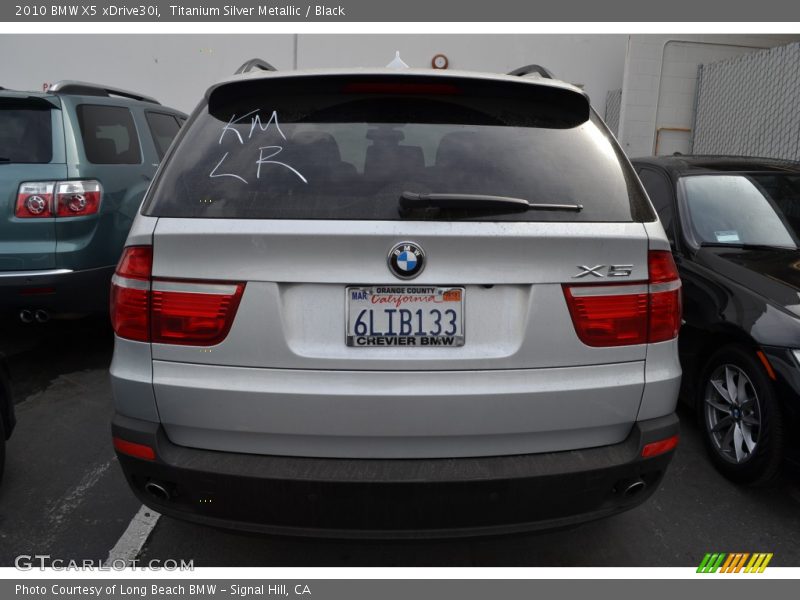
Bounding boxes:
0 81 185 321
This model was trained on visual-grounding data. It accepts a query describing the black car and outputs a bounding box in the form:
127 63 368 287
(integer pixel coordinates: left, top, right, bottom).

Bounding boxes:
0 352 13 484
631 155 800 484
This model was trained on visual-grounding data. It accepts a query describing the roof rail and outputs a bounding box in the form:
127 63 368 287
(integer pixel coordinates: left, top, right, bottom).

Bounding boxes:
508 64 554 79
234 58 277 75
48 81 160 105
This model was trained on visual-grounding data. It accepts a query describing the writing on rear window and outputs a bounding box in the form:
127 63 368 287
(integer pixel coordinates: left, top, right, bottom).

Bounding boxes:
145 79 651 222
210 109 307 185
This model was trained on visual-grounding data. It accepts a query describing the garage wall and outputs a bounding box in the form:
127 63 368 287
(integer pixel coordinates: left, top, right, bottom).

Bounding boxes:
0 34 627 114
693 43 800 160
618 34 800 158
0 35 296 113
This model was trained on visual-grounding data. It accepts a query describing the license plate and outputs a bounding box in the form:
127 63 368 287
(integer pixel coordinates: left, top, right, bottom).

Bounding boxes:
346 286 465 347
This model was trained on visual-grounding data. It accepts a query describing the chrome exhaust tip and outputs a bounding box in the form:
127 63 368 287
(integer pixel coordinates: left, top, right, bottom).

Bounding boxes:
622 478 647 498
144 481 171 501
19 309 34 324
34 309 50 324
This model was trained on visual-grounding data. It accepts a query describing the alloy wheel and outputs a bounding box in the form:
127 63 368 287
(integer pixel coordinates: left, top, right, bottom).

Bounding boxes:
704 364 762 464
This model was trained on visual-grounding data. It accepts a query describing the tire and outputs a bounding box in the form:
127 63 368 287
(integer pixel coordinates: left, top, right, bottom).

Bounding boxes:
696 344 784 486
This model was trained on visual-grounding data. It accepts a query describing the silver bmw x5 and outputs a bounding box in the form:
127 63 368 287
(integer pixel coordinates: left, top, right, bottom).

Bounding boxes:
109 62 682 536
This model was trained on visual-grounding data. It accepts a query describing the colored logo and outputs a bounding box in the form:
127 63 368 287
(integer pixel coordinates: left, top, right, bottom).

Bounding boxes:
388 242 425 280
697 553 773 573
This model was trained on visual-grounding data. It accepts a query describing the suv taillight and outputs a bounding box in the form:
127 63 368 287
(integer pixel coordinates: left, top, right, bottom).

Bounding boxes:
110 246 245 346
56 180 102 216
16 180 102 218
15 181 55 218
563 250 681 347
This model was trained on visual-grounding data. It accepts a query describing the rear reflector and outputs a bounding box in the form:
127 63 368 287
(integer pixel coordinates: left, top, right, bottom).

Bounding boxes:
641 434 679 458
110 245 245 346
563 250 681 347
113 437 156 461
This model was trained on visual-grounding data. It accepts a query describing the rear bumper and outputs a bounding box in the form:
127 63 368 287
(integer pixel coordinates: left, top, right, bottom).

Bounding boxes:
113 412 679 538
0 265 113 315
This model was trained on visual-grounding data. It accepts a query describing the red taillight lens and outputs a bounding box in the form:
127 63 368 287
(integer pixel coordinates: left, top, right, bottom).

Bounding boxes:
113 437 156 461
641 434 679 458
110 246 244 346
564 250 682 347
55 180 102 216
110 246 153 342
151 282 245 346
16 181 55 218
116 246 153 280
647 250 682 343
563 286 649 347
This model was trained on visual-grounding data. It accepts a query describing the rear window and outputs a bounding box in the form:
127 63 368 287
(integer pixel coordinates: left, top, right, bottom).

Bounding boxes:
77 104 141 165
144 76 650 222
146 111 182 160
0 100 53 164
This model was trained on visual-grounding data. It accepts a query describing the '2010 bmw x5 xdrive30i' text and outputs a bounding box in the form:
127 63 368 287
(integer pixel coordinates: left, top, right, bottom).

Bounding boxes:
109 62 682 537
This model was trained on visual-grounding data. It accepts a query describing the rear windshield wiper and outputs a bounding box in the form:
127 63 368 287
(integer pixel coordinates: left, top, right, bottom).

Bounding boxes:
399 192 583 213
699 242 797 251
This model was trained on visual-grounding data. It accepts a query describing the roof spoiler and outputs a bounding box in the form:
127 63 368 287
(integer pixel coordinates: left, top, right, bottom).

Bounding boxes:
234 58 278 75
508 64 555 79
48 81 160 105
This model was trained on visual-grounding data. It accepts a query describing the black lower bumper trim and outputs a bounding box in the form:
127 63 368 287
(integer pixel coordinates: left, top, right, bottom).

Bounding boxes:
0 265 113 315
113 413 679 538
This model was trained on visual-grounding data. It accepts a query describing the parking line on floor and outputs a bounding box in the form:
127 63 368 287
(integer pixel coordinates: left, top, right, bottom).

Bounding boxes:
40 458 115 548
104 505 161 567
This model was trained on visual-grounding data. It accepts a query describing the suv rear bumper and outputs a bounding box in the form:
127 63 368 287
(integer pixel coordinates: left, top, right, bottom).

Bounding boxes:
112 412 679 538
0 265 113 315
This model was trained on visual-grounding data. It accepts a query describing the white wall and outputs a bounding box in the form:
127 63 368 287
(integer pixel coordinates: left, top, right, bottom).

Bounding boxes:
0 34 628 114
618 34 800 158
0 35 296 112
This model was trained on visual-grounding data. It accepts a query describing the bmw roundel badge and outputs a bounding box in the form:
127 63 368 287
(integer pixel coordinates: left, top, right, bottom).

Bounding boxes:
388 242 426 280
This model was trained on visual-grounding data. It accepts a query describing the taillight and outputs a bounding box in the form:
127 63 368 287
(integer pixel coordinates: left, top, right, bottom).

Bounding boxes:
16 181 55 218
16 180 102 218
646 250 682 343
110 246 244 346
563 250 681 347
110 246 152 342
56 180 101 216
151 281 244 346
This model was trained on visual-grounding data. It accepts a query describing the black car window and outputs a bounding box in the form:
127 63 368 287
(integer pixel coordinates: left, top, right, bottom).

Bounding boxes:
77 104 141 165
0 101 53 164
145 111 182 160
639 167 674 238
144 76 652 222
682 174 800 248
